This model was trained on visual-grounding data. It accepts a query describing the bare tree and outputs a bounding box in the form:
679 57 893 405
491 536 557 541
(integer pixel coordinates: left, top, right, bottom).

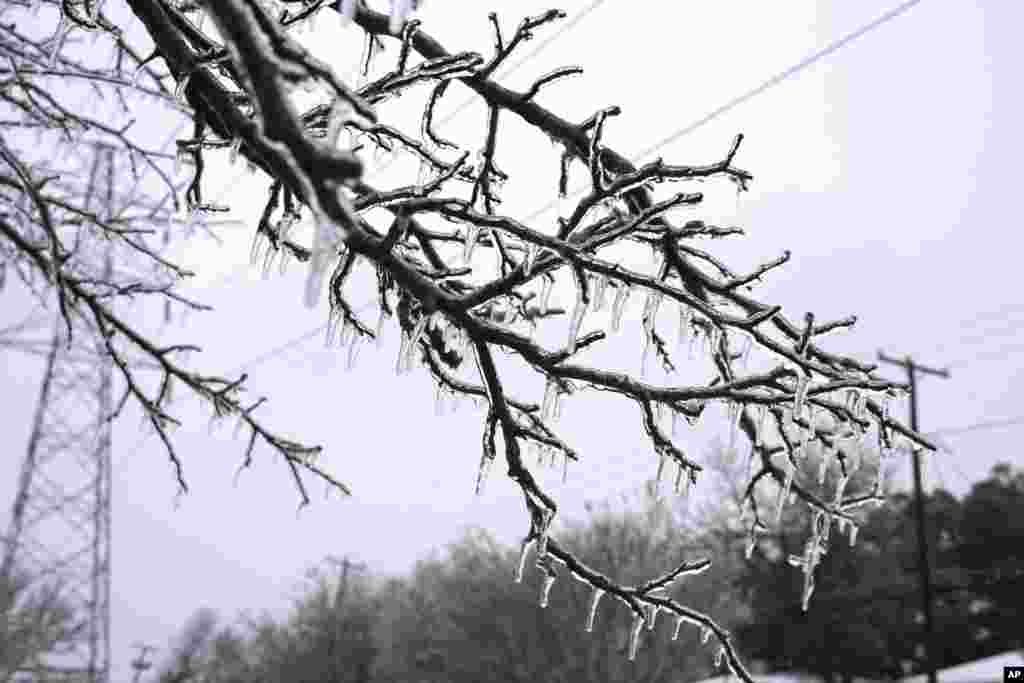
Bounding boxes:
2 1 939 678
0 567 83 683
156 608 219 683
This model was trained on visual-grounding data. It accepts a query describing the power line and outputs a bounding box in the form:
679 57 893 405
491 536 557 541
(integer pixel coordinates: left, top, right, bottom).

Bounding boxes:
952 300 1024 331
519 0 926 225
633 0 924 164
948 340 1024 368
226 299 378 376
928 415 1024 438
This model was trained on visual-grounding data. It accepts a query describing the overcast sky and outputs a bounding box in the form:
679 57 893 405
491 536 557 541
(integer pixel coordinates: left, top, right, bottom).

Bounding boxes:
3 0 1022 679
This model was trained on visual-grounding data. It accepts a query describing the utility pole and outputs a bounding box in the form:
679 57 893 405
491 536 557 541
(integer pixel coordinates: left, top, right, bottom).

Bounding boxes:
878 351 950 683
130 643 157 683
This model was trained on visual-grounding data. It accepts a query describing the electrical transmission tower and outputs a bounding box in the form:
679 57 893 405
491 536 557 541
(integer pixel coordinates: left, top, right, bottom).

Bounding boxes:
1 146 117 683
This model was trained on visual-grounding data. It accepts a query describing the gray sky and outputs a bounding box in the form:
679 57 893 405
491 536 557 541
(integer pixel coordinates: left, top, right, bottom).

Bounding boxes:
3 0 1022 679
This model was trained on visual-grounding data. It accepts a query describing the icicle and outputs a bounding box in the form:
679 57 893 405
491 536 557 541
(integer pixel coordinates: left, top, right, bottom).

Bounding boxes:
818 447 832 485
449 391 461 414
592 274 608 312
336 319 353 350
848 523 859 547
715 646 726 668
688 327 700 360
641 291 662 376
677 304 691 351
513 539 534 583
801 574 816 612
833 473 849 507
654 453 667 497
610 284 630 332
701 625 712 644
434 383 445 417
646 604 660 631
374 309 387 348
261 245 278 280
174 72 192 103
793 372 808 417
523 243 539 277
305 219 342 309
538 276 553 315
541 379 557 422
403 315 429 370
585 587 604 633
539 572 555 608
627 613 644 661
567 298 586 354
346 334 362 371
395 330 411 375
463 225 480 263
745 529 758 560
672 615 685 641
729 402 743 453
775 462 794 525
325 310 340 348
228 137 242 167
562 452 569 484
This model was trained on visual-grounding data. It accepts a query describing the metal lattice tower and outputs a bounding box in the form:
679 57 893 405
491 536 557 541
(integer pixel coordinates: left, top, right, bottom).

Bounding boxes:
1 147 115 683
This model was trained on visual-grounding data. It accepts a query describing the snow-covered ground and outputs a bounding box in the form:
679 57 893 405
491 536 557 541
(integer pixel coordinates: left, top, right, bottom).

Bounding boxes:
903 650 1024 683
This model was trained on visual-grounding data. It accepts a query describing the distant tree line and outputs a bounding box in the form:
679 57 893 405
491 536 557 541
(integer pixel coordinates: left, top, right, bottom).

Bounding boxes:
152 456 1024 683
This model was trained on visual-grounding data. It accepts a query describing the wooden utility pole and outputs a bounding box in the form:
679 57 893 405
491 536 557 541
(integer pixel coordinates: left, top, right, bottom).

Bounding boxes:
877 351 950 683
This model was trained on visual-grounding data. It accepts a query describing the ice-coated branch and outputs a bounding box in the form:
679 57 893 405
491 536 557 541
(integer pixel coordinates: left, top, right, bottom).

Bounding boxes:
51 0 947 676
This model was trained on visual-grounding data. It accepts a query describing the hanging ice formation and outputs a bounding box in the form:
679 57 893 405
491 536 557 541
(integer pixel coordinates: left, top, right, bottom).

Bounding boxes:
677 303 691 350
591 274 609 312
641 291 663 376
646 603 660 631
566 284 587 354
538 276 554 315
654 453 668 497
818 446 833 485
523 242 540 277
672 615 686 641
606 282 630 331
539 572 556 608
304 218 343 309
228 137 242 166
793 372 809 417
513 538 536 584
774 460 795 525
463 224 480 263
174 72 191 104
585 587 604 633
627 613 644 661
541 378 559 423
